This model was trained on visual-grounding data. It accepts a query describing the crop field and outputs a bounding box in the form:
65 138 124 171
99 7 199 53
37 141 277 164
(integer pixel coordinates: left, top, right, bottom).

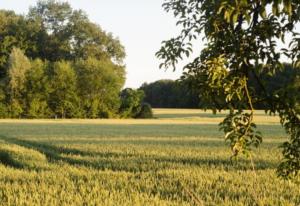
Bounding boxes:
0 109 299 206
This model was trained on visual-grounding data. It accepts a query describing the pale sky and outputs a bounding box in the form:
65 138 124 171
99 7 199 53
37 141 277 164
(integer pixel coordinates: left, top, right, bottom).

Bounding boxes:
1 0 192 88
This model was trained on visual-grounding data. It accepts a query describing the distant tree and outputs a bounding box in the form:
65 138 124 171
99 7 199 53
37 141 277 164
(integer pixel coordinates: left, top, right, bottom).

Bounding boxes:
7 48 31 118
48 61 80 118
140 79 199 108
0 0 127 119
75 58 125 118
0 11 29 77
7 48 30 95
27 1 73 61
136 103 153 119
27 0 125 63
25 59 50 118
119 88 145 118
251 63 300 109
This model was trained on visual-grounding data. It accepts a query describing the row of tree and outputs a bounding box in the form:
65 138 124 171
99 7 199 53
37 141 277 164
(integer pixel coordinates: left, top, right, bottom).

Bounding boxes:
0 1 147 119
140 65 300 110
139 79 199 108
0 47 153 119
0 48 125 118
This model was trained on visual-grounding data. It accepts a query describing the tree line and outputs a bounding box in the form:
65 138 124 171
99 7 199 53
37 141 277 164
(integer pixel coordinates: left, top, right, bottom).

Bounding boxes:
139 79 199 108
140 65 300 110
1 48 126 118
0 0 150 119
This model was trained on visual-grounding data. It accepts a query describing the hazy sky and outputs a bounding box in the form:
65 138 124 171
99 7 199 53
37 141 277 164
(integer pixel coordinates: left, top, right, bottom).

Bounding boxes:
1 0 192 88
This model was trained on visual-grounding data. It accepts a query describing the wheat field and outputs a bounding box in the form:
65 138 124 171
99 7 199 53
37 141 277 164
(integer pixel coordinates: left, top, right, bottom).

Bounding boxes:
0 109 299 206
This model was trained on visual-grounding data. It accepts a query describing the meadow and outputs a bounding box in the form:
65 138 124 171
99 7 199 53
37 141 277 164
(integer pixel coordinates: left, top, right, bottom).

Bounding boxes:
0 109 299 206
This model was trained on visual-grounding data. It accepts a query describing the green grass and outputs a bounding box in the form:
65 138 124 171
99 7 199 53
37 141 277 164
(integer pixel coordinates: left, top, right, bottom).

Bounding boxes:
0 109 299 206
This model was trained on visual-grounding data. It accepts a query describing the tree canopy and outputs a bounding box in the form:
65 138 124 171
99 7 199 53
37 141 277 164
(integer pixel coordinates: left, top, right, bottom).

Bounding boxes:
157 0 300 179
0 0 127 119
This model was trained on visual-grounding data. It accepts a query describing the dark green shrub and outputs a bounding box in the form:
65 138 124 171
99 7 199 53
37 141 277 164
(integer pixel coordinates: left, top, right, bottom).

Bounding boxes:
119 88 144 118
135 103 153 119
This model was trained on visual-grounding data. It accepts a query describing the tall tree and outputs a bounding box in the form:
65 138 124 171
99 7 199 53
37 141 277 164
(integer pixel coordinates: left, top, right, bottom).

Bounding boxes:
27 0 73 61
7 48 31 117
140 79 199 108
75 58 125 118
157 0 300 179
48 61 79 118
27 0 125 63
25 59 50 118
0 11 29 77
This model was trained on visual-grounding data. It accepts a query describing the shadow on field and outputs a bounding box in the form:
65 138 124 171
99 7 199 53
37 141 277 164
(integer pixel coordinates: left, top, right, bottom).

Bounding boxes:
0 135 278 172
1 136 96 166
0 150 24 169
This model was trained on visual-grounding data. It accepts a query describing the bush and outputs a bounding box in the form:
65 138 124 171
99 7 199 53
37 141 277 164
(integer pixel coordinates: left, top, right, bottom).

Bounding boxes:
135 103 153 119
119 88 145 118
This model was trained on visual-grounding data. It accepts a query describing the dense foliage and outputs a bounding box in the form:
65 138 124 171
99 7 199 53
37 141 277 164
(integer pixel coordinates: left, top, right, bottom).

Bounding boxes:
119 88 146 118
252 63 300 109
0 0 126 118
140 80 199 108
140 68 299 109
157 0 300 179
136 103 154 119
